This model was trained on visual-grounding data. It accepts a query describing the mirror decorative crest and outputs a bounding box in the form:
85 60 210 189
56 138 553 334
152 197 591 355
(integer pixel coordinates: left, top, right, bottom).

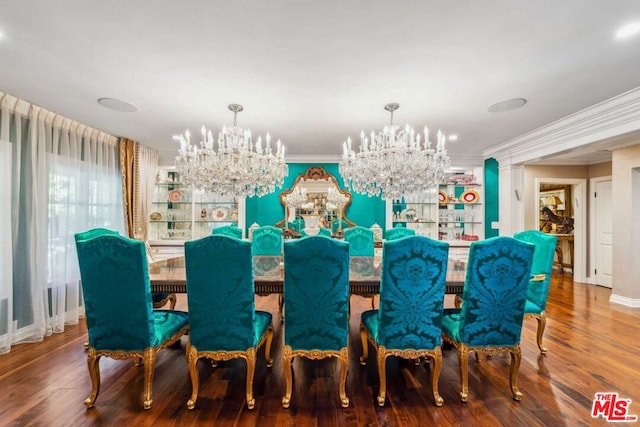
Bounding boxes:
276 166 355 235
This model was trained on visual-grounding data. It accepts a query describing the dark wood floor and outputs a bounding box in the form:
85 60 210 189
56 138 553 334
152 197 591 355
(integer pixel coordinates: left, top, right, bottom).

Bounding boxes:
1 274 639 426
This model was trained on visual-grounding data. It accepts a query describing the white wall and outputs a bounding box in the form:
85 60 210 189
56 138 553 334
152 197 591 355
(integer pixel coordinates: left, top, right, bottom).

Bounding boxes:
611 144 640 304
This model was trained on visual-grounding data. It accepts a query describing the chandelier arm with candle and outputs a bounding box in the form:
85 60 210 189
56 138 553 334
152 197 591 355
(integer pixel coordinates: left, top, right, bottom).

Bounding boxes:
326 187 349 236
338 103 450 201
174 104 288 198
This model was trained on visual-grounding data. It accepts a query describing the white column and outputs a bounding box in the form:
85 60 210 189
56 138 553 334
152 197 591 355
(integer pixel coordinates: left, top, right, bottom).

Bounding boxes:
496 158 525 236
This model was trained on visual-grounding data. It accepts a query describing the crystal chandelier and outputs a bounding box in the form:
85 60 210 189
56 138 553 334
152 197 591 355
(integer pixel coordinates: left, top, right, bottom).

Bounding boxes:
339 103 450 200
282 186 308 209
174 104 288 197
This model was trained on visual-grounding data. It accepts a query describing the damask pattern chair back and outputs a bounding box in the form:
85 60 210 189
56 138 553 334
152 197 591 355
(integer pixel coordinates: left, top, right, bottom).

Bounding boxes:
251 225 283 256
76 227 176 310
385 227 416 241
514 229 558 354
359 236 448 406
344 226 375 257
211 225 243 239
74 227 119 244
441 236 534 402
184 235 273 409
75 234 189 409
282 236 350 408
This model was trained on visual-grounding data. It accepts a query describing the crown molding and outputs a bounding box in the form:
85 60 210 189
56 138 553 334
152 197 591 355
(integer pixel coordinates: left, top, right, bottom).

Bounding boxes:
483 87 640 165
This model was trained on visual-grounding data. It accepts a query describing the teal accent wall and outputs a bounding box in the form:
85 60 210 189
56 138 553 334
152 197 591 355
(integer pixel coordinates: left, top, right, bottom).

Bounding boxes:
484 158 499 238
245 163 386 232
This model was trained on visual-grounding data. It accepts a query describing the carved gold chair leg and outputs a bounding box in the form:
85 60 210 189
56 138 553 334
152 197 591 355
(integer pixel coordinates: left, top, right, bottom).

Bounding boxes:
282 346 293 408
457 344 470 402
454 294 462 309
186 346 200 410
509 345 523 401
84 348 101 408
245 350 257 409
167 293 177 310
534 312 547 355
359 323 369 365
430 349 444 407
375 347 388 406
142 347 157 409
152 293 177 310
264 326 274 367
278 295 284 322
338 348 350 408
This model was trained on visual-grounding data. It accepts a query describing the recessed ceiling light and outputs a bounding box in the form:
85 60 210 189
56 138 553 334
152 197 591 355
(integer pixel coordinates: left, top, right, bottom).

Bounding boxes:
448 134 458 141
487 98 527 113
616 22 640 39
97 97 138 112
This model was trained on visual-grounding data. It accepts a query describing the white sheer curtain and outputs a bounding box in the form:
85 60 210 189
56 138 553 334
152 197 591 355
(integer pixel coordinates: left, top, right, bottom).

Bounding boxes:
0 139 12 351
0 92 124 353
135 144 159 240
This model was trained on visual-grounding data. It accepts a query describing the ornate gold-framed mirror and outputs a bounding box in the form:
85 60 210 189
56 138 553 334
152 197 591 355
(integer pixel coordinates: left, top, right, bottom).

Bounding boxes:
276 166 355 234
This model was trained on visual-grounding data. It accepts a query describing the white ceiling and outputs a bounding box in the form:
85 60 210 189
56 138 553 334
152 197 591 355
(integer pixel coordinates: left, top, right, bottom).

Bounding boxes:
1 1 640 165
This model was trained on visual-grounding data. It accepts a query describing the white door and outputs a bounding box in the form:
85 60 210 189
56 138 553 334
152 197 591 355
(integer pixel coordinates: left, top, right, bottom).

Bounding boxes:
594 179 613 287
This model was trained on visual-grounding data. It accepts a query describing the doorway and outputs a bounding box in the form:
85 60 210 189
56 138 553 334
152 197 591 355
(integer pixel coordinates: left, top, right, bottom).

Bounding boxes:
535 178 586 282
590 177 613 288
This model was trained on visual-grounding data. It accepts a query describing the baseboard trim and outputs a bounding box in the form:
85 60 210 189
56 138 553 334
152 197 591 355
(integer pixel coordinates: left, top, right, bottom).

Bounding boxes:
609 294 640 308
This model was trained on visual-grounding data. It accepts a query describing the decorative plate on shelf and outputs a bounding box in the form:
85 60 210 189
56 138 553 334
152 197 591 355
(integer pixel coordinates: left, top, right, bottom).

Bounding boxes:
460 190 479 204
401 208 418 222
168 189 182 203
211 206 230 221
438 191 449 203
149 212 162 221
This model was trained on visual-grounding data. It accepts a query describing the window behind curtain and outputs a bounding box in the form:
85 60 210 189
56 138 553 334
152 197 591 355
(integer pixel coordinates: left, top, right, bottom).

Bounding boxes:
47 149 124 327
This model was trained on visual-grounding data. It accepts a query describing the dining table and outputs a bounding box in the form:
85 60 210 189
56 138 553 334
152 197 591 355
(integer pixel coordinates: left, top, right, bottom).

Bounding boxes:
149 255 468 297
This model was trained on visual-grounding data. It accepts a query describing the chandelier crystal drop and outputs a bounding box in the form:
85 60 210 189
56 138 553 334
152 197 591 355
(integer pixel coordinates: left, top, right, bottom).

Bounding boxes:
174 104 288 198
339 103 450 201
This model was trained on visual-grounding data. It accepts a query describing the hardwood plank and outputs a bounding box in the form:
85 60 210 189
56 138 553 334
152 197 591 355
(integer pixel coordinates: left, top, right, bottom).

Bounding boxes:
0 275 638 426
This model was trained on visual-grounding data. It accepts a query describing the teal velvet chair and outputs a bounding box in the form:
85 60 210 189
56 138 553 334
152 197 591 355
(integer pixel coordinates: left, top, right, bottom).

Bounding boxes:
288 218 305 234
251 225 283 256
212 225 243 239
345 225 376 307
344 226 375 257
441 236 535 402
184 235 274 410
301 226 331 237
331 218 350 234
360 236 449 407
75 228 176 310
385 227 416 241
251 225 283 281
75 234 189 409
514 230 558 354
282 236 350 408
